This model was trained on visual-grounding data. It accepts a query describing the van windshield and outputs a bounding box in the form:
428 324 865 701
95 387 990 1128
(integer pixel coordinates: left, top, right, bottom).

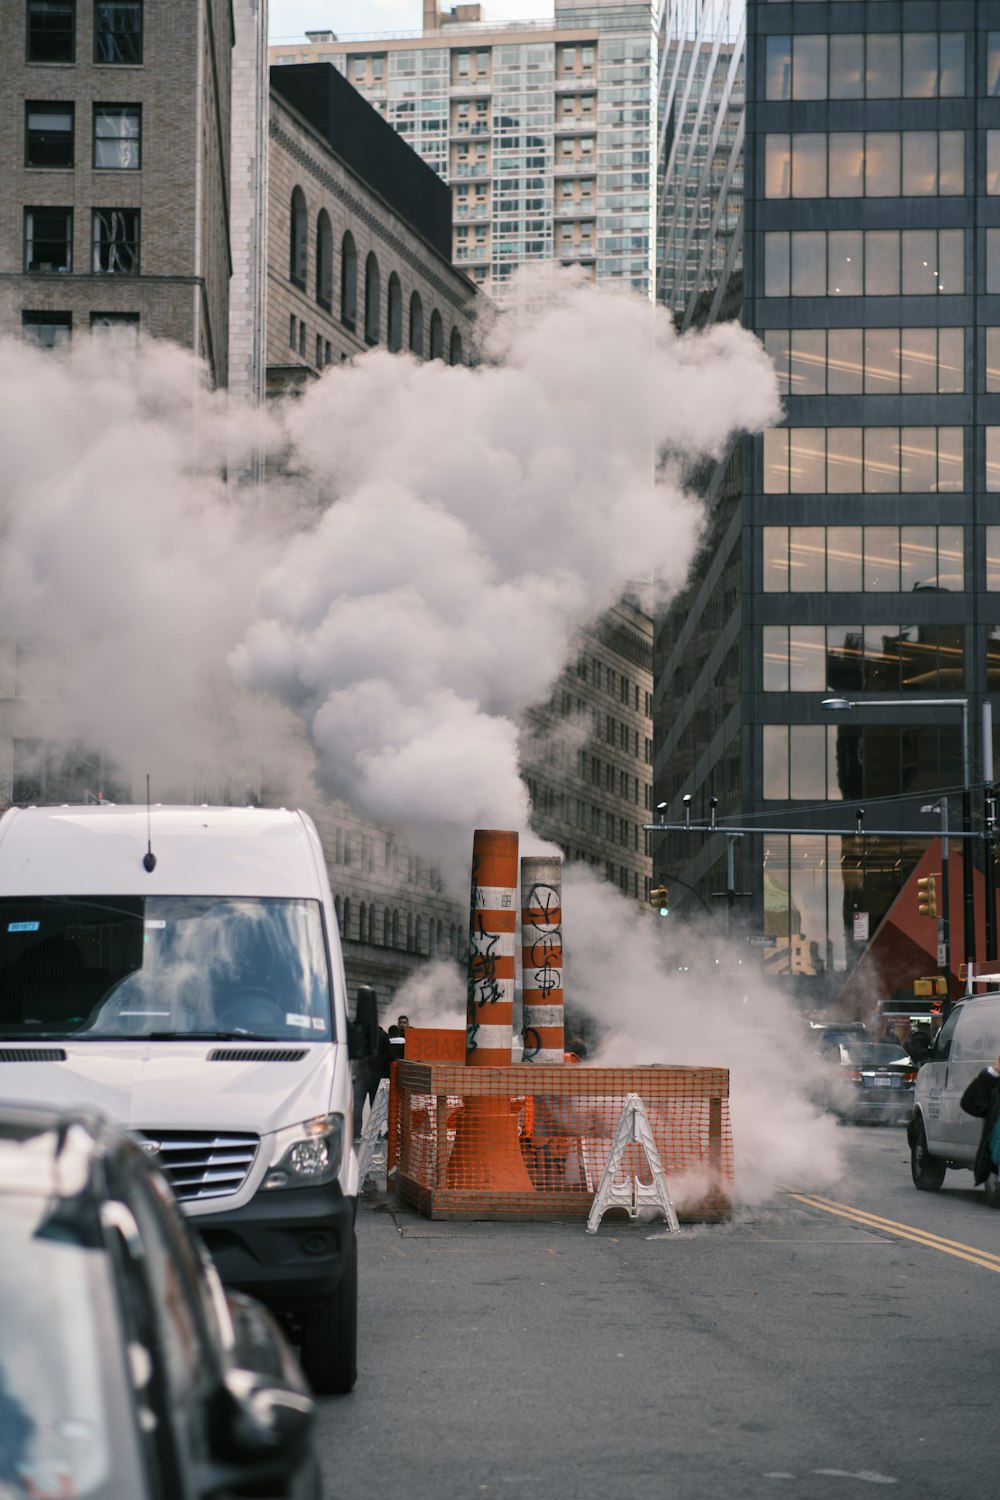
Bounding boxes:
0 896 333 1042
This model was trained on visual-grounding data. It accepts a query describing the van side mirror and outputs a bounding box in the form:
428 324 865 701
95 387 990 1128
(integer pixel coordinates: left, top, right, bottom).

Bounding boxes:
203 1369 314 1497
907 1031 933 1065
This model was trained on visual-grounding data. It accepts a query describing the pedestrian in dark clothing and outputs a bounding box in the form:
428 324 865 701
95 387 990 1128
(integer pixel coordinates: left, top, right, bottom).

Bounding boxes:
386 1024 406 1069
960 1052 1000 1186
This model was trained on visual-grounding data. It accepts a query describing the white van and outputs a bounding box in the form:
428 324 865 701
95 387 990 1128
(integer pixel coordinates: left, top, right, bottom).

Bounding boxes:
908 993 1000 1209
0 804 361 1392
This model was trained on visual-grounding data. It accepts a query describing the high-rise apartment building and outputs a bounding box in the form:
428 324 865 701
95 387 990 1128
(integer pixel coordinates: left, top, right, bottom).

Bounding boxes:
0 0 234 384
655 1 1000 1002
269 0 657 296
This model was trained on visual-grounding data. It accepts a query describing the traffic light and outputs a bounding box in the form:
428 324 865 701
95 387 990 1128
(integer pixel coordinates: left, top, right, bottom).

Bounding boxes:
649 884 670 916
916 874 939 918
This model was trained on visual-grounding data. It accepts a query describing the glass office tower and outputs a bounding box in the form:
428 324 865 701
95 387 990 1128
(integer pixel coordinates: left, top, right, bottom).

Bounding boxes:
270 0 657 296
655 1 1000 1003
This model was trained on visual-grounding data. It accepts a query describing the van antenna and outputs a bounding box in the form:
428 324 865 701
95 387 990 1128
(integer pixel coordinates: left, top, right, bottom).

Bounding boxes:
143 775 156 873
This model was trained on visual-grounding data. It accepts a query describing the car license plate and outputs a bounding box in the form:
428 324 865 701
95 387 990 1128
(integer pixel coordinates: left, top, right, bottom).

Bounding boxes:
872 1075 891 1087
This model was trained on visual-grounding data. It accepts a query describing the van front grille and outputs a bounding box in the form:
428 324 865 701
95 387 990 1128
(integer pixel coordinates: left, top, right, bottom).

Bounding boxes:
135 1129 259 1203
0 1048 67 1062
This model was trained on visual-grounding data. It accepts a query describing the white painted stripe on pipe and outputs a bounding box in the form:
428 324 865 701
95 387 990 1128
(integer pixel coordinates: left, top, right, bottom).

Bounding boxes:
471 886 518 910
530 1048 566 1064
468 1024 515 1049
522 1005 566 1027
469 980 515 1004
469 930 517 957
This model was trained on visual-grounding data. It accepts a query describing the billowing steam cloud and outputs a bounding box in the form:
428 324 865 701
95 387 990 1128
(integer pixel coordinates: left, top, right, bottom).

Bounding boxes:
231 276 780 840
0 276 840 1204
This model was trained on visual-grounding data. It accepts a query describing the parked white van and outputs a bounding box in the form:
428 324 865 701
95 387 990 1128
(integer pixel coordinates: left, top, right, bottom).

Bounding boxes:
908 993 1000 1209
0 804 361 1392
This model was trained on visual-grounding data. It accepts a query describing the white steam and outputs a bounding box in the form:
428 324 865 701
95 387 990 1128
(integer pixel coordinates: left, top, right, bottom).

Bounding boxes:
231 276 779 838
0 274 829 1205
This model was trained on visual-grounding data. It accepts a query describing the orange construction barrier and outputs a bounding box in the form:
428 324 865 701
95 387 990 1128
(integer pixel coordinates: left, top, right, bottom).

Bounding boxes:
390 1063 732 1223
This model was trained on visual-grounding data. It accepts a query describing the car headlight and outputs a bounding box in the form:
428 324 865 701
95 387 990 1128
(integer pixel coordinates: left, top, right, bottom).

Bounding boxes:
261 1114 345 1191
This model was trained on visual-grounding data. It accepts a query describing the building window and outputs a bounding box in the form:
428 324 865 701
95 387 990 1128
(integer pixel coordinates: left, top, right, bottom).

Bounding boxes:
387 272 402 352
93 104 141 168
764 623 964 694
24 206 72 271
298 319 305 357
92 207 138 272
289 314 296 351
766 32 965 102
765 131 964 199
429 309 444 360
21 310 71 348
340 232 357 331
27 0 75 62
25 103 74 168
765 327 964 397
765 229 964 298
409 292 424 356
94 1 142 64
289 186 307 288
763 427 963 495
364 253 380 345
315 208 332 309
90 311 139 338
315 332 323 367
449 328 463 365
763 525 964 595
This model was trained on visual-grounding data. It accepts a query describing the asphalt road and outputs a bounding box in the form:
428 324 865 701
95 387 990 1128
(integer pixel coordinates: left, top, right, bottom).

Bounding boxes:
314 1126 995 1499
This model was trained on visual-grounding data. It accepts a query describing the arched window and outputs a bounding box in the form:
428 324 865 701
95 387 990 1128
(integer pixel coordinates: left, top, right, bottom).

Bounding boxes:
383 908 392 947
392 910 400 948
316 210 333 310
415 916 424 954
341 231 357 330
368 905 377 944
334 894 342 935
449 328 463 365
387 273 403 352
342 898 351 941
406 913 415 952
364 252 380 345
290 187 307 288
358 900 367 941
429 309 444 360
409 292 423 356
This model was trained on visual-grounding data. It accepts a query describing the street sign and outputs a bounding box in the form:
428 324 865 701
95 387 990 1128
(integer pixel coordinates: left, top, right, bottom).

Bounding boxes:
746 935 776 947
937 942 947 967
853 912 870 941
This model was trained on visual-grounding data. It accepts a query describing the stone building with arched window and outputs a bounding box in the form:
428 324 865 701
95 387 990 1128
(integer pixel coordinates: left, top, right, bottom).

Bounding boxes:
267 61 478 394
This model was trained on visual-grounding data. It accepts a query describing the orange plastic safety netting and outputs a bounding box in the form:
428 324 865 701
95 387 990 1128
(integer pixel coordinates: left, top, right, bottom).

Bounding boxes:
386 1063 732 1222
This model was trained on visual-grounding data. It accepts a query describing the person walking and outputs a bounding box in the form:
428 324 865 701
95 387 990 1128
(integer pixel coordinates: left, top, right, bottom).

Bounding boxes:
960 1052 1000 1191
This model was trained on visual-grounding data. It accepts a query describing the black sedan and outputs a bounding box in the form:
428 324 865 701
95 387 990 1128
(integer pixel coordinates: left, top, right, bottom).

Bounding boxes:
0 1103 322 1500
822 1043 918 1125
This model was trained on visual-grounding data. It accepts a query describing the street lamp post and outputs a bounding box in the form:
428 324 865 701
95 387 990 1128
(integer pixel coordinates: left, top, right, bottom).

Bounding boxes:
821 696 973 968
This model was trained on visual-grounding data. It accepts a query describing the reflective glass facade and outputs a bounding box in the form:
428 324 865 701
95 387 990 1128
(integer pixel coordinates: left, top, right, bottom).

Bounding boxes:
654 1 1000 999
270 0 657 296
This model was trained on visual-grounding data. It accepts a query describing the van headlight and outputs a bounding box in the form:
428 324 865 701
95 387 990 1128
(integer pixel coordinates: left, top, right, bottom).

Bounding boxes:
262 1114 345 1190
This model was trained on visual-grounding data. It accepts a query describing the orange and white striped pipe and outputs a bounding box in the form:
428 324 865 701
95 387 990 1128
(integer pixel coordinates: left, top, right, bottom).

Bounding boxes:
520 855 564 1064
466 829 518 1066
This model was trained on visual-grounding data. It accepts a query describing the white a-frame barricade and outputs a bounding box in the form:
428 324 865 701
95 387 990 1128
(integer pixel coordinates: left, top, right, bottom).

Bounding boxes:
585 1091 680 1234
356 1076 390 1187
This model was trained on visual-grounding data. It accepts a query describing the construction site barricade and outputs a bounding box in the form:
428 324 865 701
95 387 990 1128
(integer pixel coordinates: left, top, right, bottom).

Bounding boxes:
387 1063 732 1223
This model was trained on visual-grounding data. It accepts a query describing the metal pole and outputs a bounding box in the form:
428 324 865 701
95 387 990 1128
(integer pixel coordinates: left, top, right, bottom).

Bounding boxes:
985 704 996 963
961 702 976 966
938 799 951 1007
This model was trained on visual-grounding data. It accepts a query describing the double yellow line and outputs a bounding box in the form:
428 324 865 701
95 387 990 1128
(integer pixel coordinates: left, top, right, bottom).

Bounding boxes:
784 1188 1000 1274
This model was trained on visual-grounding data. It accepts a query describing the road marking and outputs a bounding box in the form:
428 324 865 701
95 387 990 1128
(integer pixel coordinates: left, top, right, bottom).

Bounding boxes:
784 1189 1000 1275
